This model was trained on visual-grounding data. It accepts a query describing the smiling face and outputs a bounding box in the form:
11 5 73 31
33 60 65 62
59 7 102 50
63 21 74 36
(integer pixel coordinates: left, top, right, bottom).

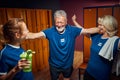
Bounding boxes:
98 15 118 37
54 10 67 34
55 16 67 33
98 23 106 34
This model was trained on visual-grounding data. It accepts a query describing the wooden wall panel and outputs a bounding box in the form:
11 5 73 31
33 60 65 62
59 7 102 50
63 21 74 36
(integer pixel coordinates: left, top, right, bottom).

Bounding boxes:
98 7 112 17
40 10 49 68
83 8 97 62
0 8 7 49
35 9 44 70
26 9 38 72
48 10 52 27
6 8 23 19
33 9 52 70
113 7 120 37
0 8 7 25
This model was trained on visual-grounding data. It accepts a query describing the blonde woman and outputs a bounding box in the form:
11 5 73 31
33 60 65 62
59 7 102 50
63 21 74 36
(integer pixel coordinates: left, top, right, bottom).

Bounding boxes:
72 15 120 80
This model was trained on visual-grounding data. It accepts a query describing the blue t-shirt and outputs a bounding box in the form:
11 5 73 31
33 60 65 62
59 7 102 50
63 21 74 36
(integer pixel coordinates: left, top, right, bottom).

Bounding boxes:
43 24 82 69
0 44 34 80
86 34 119 80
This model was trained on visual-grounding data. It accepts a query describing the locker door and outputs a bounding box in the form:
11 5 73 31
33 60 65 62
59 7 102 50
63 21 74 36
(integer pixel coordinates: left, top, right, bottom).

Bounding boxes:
98 7 112 17
40 10 50 68
26 9 37 72
113 6 120 37
35 9 52 70
35 9 44 70
0 8 7 25
6 8 24 19
84 8 97 62
0 8 7 49
48 10 52 27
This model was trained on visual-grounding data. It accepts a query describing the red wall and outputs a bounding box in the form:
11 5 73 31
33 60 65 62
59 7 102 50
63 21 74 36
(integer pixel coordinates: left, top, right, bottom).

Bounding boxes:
60 0 119 51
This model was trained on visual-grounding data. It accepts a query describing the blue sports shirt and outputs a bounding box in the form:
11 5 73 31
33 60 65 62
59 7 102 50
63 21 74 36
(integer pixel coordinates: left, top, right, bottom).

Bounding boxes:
0 44 34 80
86 34 120 80
43 24 82 69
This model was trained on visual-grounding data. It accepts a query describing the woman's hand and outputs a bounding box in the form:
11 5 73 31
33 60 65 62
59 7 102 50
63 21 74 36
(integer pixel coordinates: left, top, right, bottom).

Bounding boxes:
72 14 77 22
17 59 30 71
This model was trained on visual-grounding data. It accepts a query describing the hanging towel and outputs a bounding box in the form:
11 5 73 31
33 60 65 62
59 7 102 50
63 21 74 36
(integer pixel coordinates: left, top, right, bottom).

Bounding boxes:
99 36 119 61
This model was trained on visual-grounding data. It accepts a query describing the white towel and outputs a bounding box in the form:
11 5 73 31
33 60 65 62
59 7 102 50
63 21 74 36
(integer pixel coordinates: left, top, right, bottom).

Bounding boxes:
99 36 119 61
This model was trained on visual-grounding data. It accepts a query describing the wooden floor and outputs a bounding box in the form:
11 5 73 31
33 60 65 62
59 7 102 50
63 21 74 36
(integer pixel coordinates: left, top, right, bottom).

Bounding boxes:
33 51 83 80
33 66 83 80
33 67 120 80
33 51 120 80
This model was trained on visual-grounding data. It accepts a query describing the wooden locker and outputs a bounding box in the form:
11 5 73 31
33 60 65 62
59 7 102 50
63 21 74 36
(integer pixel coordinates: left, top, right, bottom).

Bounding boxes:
0 8 7 25
48 10 52 27
35 9 52 70
35 9 44 70
0 8 7 49
83 8 97 62
25 9 52 72
6 8 24 19
98 7 112 17
79 8 97 79
113 6 120 37
26 9 38 72
40 10 49 68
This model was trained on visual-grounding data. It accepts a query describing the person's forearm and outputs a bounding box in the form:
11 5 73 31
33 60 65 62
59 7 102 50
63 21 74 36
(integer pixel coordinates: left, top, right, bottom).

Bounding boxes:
26 32 37 39
81 27 100 35
0 66 19 80
73 20 83 29
7 66 20 80
26 32 44 39
87 27 100 34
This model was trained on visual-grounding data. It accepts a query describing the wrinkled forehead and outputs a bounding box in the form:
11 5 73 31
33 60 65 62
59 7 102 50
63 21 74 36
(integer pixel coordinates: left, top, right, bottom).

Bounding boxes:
54 16 67 22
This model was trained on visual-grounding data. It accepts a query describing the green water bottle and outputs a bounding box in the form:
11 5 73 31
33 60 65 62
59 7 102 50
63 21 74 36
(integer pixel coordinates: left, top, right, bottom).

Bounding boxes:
20 49 35 72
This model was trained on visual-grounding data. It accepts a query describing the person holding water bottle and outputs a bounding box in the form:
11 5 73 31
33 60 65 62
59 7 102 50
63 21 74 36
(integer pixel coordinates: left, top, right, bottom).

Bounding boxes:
0 18 34 80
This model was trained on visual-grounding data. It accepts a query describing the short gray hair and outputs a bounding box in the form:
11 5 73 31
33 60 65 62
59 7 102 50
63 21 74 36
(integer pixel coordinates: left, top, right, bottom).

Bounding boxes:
54 10 67 18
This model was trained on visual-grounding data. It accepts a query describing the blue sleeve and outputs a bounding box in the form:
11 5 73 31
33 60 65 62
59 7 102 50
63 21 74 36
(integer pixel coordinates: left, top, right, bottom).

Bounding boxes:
71 25 82 38
43 28 52 39
0 52 8 75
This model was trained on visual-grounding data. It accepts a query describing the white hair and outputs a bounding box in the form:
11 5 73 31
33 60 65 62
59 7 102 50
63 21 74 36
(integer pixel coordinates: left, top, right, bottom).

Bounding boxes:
54 10 67 18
